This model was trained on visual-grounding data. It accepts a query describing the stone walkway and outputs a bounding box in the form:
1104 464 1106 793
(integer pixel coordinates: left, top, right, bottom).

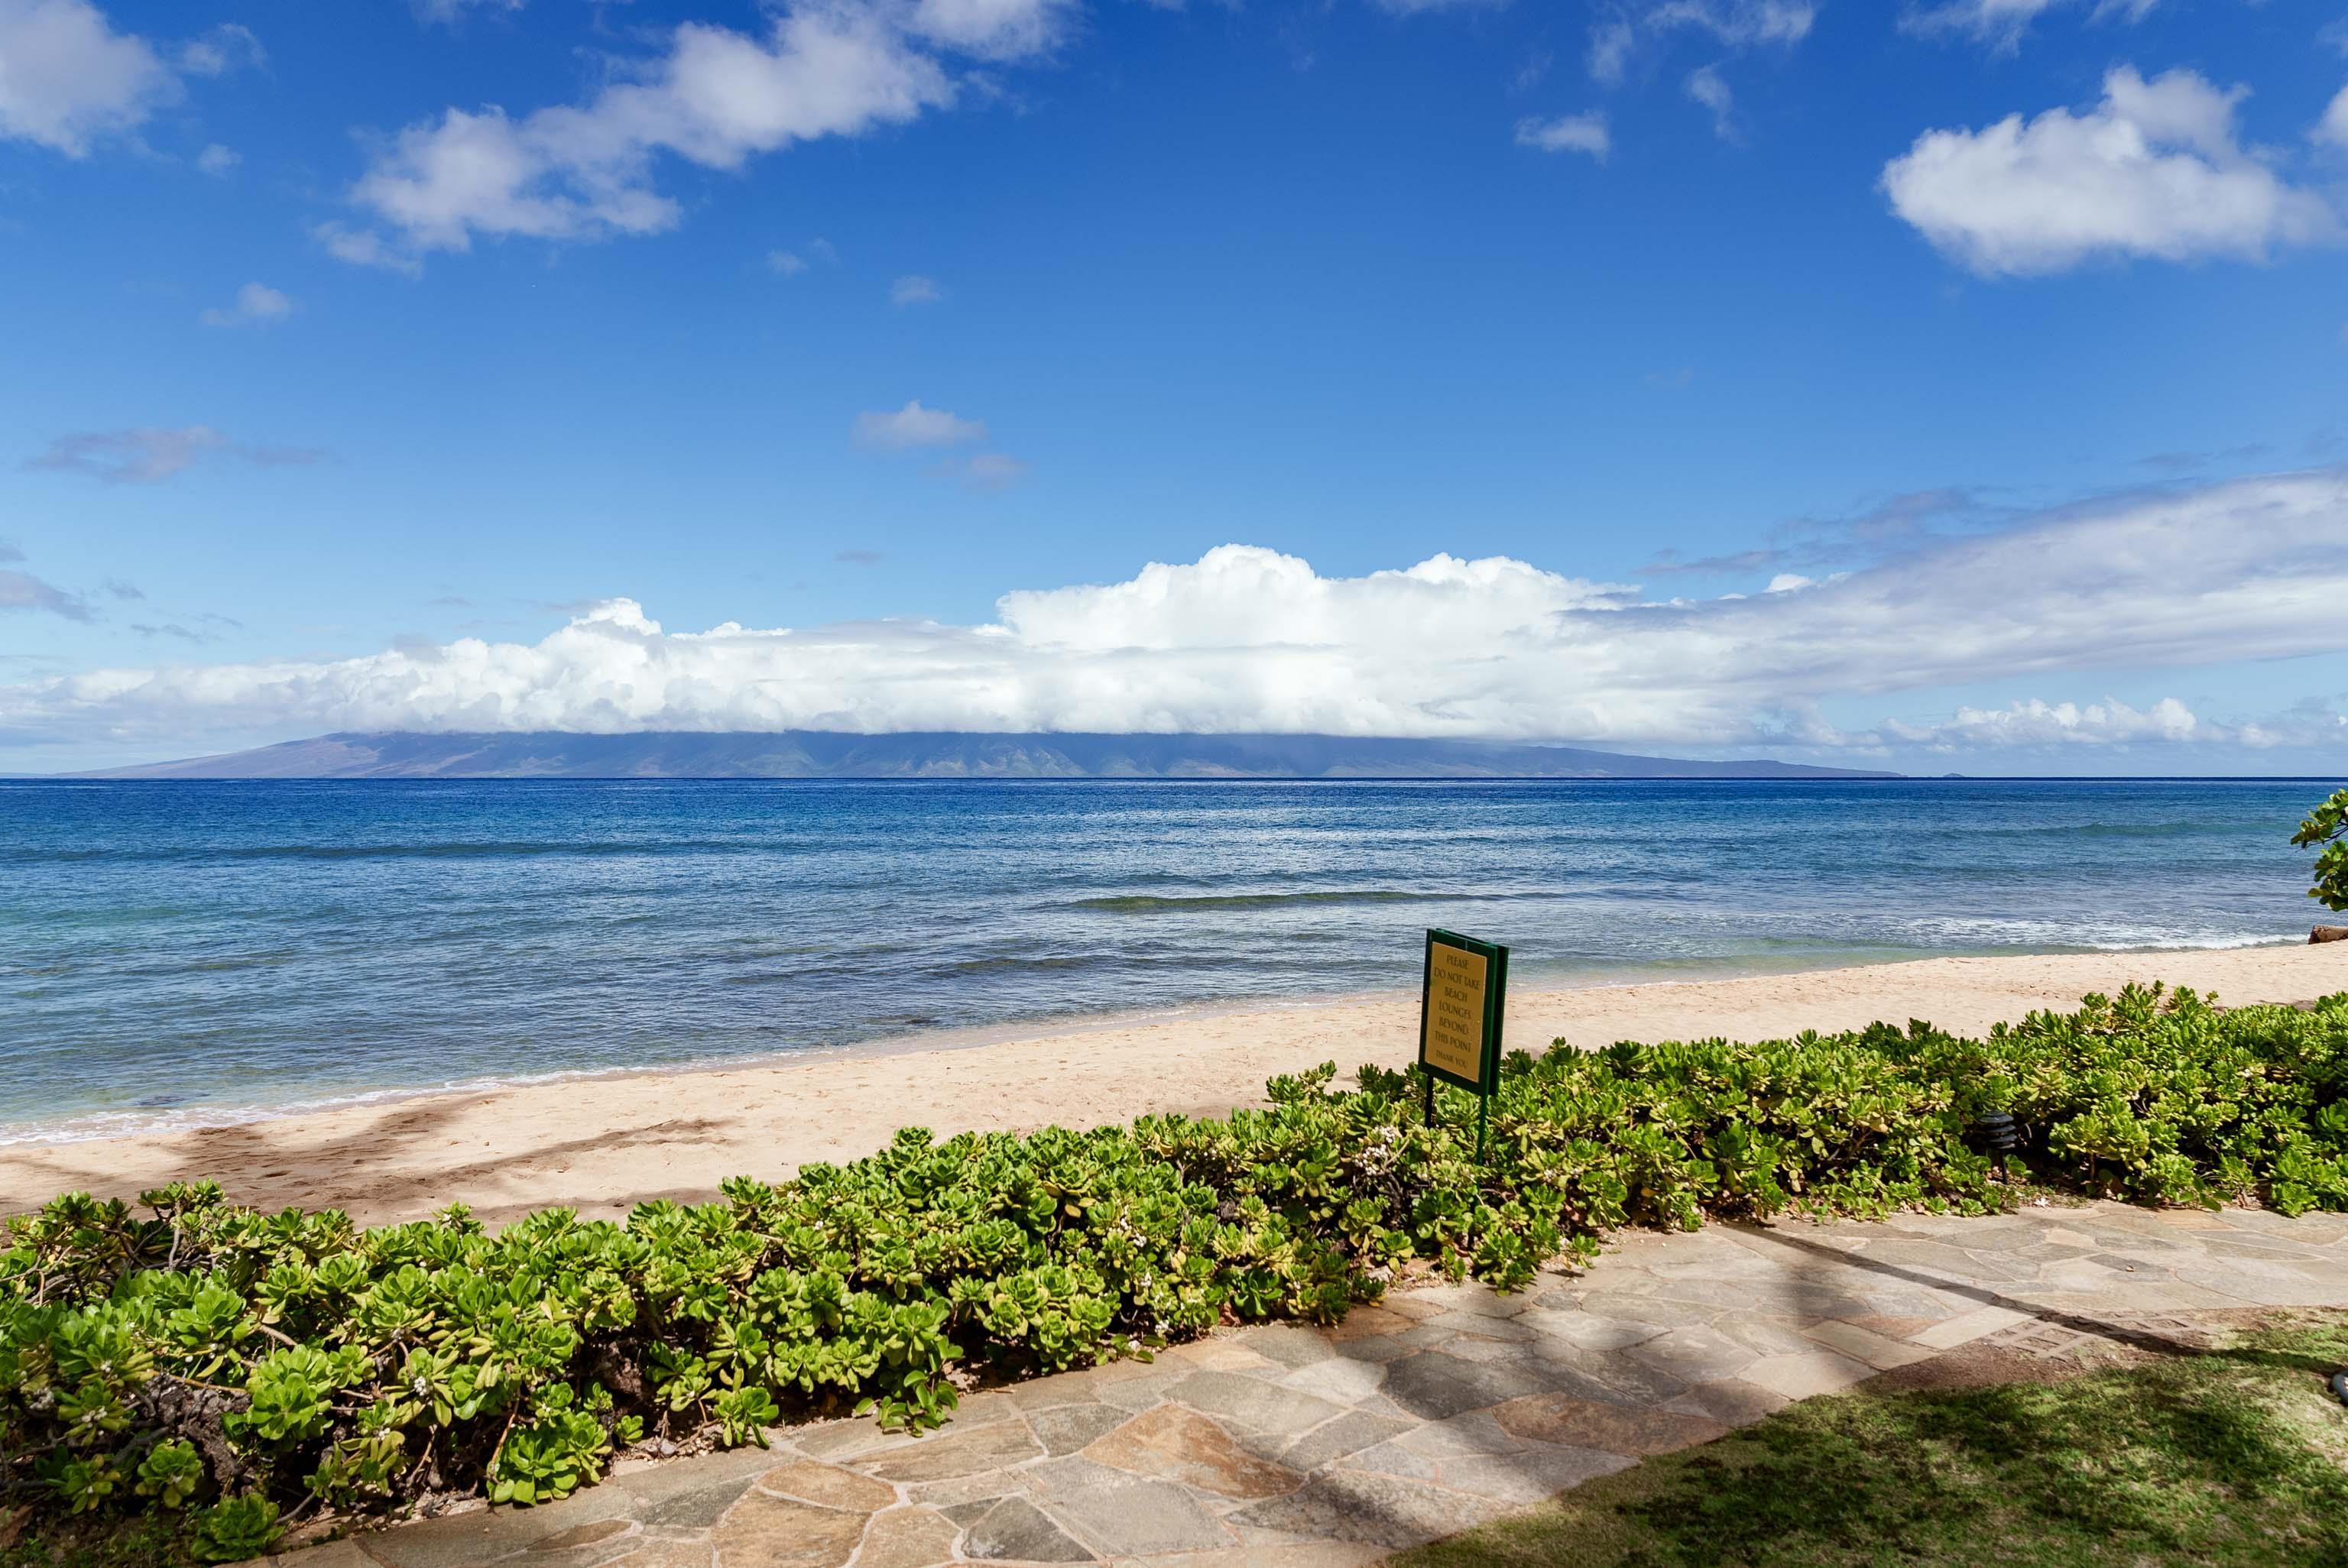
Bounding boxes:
287 1201 2348 1568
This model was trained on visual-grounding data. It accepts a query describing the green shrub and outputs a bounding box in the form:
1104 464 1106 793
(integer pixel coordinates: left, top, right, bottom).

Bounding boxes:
2294 787 2348 913
187 1498 281 1563
5 984 2346 1558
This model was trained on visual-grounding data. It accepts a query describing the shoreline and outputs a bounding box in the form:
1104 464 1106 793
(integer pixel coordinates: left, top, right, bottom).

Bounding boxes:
0 937 2301 1152
8 941 2344 1226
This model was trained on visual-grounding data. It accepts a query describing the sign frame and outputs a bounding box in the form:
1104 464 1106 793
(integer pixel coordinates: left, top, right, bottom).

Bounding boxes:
1418 928 1506 1094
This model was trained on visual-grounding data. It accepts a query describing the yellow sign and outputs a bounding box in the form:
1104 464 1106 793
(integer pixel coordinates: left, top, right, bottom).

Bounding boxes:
1422 941 1489 1083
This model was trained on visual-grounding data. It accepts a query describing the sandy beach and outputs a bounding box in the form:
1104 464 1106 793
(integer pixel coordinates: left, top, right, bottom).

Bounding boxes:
8 943 2344 1227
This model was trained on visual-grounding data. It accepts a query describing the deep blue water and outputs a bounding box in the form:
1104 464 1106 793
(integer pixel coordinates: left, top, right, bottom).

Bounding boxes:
0 778 2330 1142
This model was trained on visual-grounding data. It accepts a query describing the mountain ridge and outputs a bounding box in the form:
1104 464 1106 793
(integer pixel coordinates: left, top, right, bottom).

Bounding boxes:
74 731 1903 780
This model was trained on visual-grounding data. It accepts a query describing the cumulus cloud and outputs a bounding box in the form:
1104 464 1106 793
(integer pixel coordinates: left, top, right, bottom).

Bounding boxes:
0 0 177 156
854 400 986 449
197 282 294 329
1515 112 1610 160
1905 0 2158 54
194 141 238 175
767 250 809 276
330 2 1070 268
1883 66 2340 276
25 427 328 484
0 4 262 158
890 273 945 305
1887 695 2202 749
8 469 2348 754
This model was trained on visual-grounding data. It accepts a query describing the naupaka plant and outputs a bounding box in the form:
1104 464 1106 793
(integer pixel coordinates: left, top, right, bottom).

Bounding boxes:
2294 786 2348 913
6 984 2348 1561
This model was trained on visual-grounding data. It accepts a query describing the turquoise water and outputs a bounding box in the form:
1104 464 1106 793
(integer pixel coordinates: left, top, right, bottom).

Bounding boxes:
0 777 2330 1142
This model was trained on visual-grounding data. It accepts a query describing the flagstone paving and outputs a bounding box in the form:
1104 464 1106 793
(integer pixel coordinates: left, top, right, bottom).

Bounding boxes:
286 1201 2348 1568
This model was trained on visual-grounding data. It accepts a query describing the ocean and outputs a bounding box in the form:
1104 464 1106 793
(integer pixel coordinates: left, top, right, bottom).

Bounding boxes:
0 777 2330 1144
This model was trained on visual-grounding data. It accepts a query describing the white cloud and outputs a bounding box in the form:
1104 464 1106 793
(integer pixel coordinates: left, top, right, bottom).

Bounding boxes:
28 426 225 482
414 0 527 24
956 452 1026 488
25 426 327 483
1905 0 2158 54
1649 1 1814 47
1515 112 1610 160
312 222 423 277
854 399 986 449
2317 86 2348 151
1889 695 2202 748
195 141 238 176
1888 692 2348 754
1 569 93 621
1889 694 2348 756
197 282 295 329
1367 0 1510 13
1583 3 1808 106
9 469 2348 754
1685 63 1732 138
332 2 1068 267
176 21 261 77
1883 66 2340 276
0 0 177 156
0 5 260 159
908 0 1079 58
890 273 945 305
1587 19 1635 84
767 236 838 274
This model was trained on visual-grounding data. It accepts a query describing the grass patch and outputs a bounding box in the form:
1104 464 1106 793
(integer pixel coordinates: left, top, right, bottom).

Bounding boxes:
1396 1316 2348 1568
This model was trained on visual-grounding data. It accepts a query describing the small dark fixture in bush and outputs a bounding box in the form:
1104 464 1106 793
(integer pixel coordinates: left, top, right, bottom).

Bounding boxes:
1973 1111 2019 1150
1973 1110 2019 1177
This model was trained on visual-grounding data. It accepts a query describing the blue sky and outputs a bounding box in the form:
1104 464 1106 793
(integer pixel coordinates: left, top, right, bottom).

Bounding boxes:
2 0 2346 773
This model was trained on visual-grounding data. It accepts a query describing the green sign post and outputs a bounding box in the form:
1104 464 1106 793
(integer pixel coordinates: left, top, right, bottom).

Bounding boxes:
1418 927 1508 1160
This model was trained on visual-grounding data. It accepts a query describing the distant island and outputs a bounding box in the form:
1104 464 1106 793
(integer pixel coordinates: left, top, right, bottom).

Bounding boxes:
79 731 1902 780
